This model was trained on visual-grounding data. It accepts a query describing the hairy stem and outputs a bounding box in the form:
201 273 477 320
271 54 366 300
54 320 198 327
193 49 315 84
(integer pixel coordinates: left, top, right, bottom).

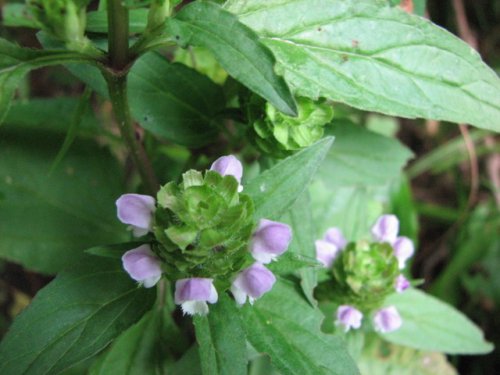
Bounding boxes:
107 0 129 70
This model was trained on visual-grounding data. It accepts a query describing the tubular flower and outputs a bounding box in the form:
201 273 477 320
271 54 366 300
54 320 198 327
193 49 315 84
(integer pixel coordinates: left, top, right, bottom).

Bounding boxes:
122 244 162 288
393 236 415 269
373 306 403 333
336 305 363 332
210 155 244 192
315 240 340 268
324 227 347 250
231 262 276 305
250 219 292 264
371 214 399 244
395 274 410 293
116 193 156 237
174 278 218 316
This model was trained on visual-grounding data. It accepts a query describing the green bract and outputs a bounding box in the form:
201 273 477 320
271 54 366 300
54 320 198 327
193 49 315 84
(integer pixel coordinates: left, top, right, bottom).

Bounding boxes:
253 97 334 157
330 241 399 309
153 170 255 287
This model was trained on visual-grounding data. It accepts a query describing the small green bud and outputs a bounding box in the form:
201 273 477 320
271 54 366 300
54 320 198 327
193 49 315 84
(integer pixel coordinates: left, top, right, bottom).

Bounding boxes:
330 241 399 309
153 170 255 288
146 0 171 33
252 97 333 157
173 46 228 84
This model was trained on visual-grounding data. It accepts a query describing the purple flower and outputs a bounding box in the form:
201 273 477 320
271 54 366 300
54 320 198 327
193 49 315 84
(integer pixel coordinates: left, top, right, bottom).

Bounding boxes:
371 214 399 244
324 227 347 250
210 155 244 192
250 219 292 264
373 306 402 333
395 274 410 293
122 244 162 288
336 305 363 332
116 194 156 237
393 236 414 269
315 240 340 268
174 278 218 316
231 263 276 305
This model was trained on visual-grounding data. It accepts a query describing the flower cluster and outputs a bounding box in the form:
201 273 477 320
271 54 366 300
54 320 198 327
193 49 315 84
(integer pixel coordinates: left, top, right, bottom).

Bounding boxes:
116 155 292 316
315 214 414 333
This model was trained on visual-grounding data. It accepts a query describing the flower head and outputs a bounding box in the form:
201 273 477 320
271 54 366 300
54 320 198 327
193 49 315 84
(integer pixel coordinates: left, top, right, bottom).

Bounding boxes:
174 278 218 316
250 219 292 264
210 155 244 192
371 214 399 244
231 262 276 305
395 274 410 293
336 305 363 332
122 244 162 288
373 306 402 333
324 227 347 250
315 240 340 268
116 193 156 237
393 236 414 269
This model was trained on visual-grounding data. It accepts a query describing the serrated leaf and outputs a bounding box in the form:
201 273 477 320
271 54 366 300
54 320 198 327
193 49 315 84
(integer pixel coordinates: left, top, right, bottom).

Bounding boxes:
226 0 500 132
241 279 359 375
245 136 334 220
0 258 156 375
167 1 297 116
128 52 224 147
194 294 247 375
381 289 494 354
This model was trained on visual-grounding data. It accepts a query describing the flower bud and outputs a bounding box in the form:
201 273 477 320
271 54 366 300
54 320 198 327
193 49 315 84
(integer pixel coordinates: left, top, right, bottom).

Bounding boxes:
122 245 162 288
250 219 292 264
395 274 410 293
371 214 399 244
175 278 218 316
315 240 340 268
210 155 243 192
231 263 276 305
393 236 415 269
116 194 156 237
373 306 402 333
336 305 363 332
324 227 347 250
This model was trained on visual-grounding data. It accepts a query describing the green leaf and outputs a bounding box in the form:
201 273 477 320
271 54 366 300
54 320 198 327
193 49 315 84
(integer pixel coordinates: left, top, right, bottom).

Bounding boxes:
226 0 500 132
0 130 126 274
381 289 494 354
241 279 359 375
0 258 156 375
1 4 38 28
128 52 224 147
0 38 98 124
85 242 146 259
90 309 170 375
194 293 247 375
245 136 334 220
321 124 413 188
167 1 297 116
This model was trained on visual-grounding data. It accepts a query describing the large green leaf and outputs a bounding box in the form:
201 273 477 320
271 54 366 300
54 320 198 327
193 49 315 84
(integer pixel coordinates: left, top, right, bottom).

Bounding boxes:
241 280 359 375
194 294 247 375
0 258 156 375
245 136 333 220
128 52 224 147
0 128 126 274
381 289 493 354
226 0 500 132
0 38 98 124
167 1 297 116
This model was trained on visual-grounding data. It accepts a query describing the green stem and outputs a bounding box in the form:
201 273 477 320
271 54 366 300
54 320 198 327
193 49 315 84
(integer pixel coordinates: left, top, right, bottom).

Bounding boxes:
107 0 129 70
104 71 159 195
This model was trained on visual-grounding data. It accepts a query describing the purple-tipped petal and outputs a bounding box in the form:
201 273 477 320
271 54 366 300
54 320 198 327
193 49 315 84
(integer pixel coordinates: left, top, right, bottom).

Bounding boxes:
315 240 340 268
373 306 402 333
324 227 347 250
231 263 276 305
250 219 292 264
336 305 363 332
395 274 410 293
116 194 156 236
210 155 243 191
371 214 399 244
174 278 218 316
122 244 162 288
393 236 414 269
